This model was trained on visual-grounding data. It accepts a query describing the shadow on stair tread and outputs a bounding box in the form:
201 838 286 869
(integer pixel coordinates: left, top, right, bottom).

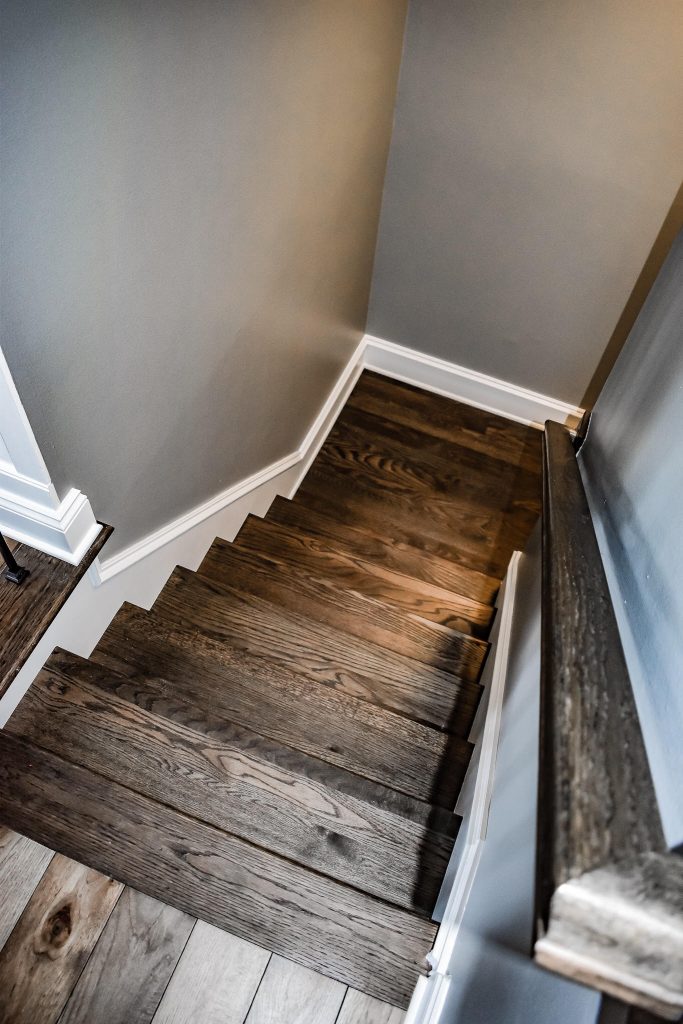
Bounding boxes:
228 515 494 637
7 650 458 914
91 603 474 808
199 532 491 670
0 730 434 1008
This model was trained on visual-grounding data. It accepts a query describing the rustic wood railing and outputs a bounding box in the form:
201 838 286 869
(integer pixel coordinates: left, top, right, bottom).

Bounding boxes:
534 420 683 1020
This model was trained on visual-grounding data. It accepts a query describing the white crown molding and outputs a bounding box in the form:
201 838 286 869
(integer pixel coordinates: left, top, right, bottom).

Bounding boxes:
363 334 583 429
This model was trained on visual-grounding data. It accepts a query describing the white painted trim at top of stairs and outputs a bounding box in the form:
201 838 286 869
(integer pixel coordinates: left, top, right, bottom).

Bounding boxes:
363 335 583 429
0 345 102 563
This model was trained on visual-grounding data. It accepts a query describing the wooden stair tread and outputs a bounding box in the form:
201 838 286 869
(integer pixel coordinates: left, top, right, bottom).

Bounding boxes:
92 603 473 807
350 371 543 476
199 533 490 678
8 652 456 914
0 525 112 699
267 495 499 605
0 730 436 1008
156 563 484 712
297 467 536 578
229 516 493 637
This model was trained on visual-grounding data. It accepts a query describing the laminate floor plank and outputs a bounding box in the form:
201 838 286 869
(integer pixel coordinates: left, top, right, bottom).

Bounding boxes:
244 955 346 1024
266 497 499 606
348 372 543 476
151 922 270 1024
0 732 436 1007
197 539 488 695
9 658 456 912
0 828 54 949
336 989 405 1024
57 888 193 1024
0 852 123 1024
229 518 493 636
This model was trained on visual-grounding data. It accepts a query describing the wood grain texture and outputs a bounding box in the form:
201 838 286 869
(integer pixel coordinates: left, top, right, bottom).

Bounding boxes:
337 989 405 1024
349 372 543 476
0 525 112 697
151 922 270 1024
57 888 193 1024
0 731 437 1008
201 532 490 680
9 657 456 913
93 608 470 808
536 422 683 1019
0 828 53 949
267 496 500 605
244 955 346 1024
0 852 122 1024
230 517 493 636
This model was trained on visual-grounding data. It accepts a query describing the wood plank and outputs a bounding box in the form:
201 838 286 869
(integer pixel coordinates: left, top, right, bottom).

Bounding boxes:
296 468 538 579
244 955 346 1024
0 731 438 1007
0 828 53 949
151 922 270 1024
337 989 405 1024
157 560 485 693
349 371 543 475
197 540 488 705
0 525 112 698
9 658 457 913
230 517 493 636
58 888 193 1024
93 604 472 808
266 497 499 605
0 852 122 1024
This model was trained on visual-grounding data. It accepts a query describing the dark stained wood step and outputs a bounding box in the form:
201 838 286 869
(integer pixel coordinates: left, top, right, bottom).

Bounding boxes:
8 654 456 914
321 404 542 514
91 603 473 807
267 496 500 606
0 730 436 1008
0 525 112 698
229 517 493 637
296 466 538 578
349 371 543 476
157 563 485 701
197 528 491 679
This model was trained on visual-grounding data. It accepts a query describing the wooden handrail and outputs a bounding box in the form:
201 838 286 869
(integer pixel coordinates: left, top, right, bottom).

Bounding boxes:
534 421 683 1020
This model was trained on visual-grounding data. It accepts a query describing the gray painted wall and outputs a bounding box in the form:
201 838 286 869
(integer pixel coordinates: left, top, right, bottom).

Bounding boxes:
367 0 683 405
1 0 407 554
579 230 683 850
442 526 600 1024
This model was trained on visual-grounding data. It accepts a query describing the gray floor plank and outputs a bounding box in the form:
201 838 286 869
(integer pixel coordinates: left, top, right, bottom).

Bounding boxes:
246 955 346 1024
151 921 270 1024
337 989 405 1023
0 854 123 1024
0 827 53 949
57 888 194 1024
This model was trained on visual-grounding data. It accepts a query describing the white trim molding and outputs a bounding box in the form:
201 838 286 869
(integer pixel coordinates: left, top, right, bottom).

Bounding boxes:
364 334 583 429
0 346 101 563
405 552 522 1024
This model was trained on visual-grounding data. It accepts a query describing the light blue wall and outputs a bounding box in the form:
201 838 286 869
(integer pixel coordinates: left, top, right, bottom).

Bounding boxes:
579 230 683 850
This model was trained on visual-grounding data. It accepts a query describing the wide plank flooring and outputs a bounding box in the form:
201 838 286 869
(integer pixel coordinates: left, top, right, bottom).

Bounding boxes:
0 371 542 1012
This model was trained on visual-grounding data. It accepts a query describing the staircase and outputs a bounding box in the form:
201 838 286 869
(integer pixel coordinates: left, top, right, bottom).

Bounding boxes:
0 372 542 1008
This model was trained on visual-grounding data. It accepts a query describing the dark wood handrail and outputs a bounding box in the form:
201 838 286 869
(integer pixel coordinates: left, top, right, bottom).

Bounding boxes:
535 421 683 1020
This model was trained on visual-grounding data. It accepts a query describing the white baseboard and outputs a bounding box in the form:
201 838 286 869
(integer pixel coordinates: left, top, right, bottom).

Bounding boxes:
0 332 569 720
404 552 522 1024
364 335 583 429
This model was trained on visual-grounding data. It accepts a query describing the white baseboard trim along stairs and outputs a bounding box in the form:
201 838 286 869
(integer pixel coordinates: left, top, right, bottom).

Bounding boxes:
0 333 579 732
